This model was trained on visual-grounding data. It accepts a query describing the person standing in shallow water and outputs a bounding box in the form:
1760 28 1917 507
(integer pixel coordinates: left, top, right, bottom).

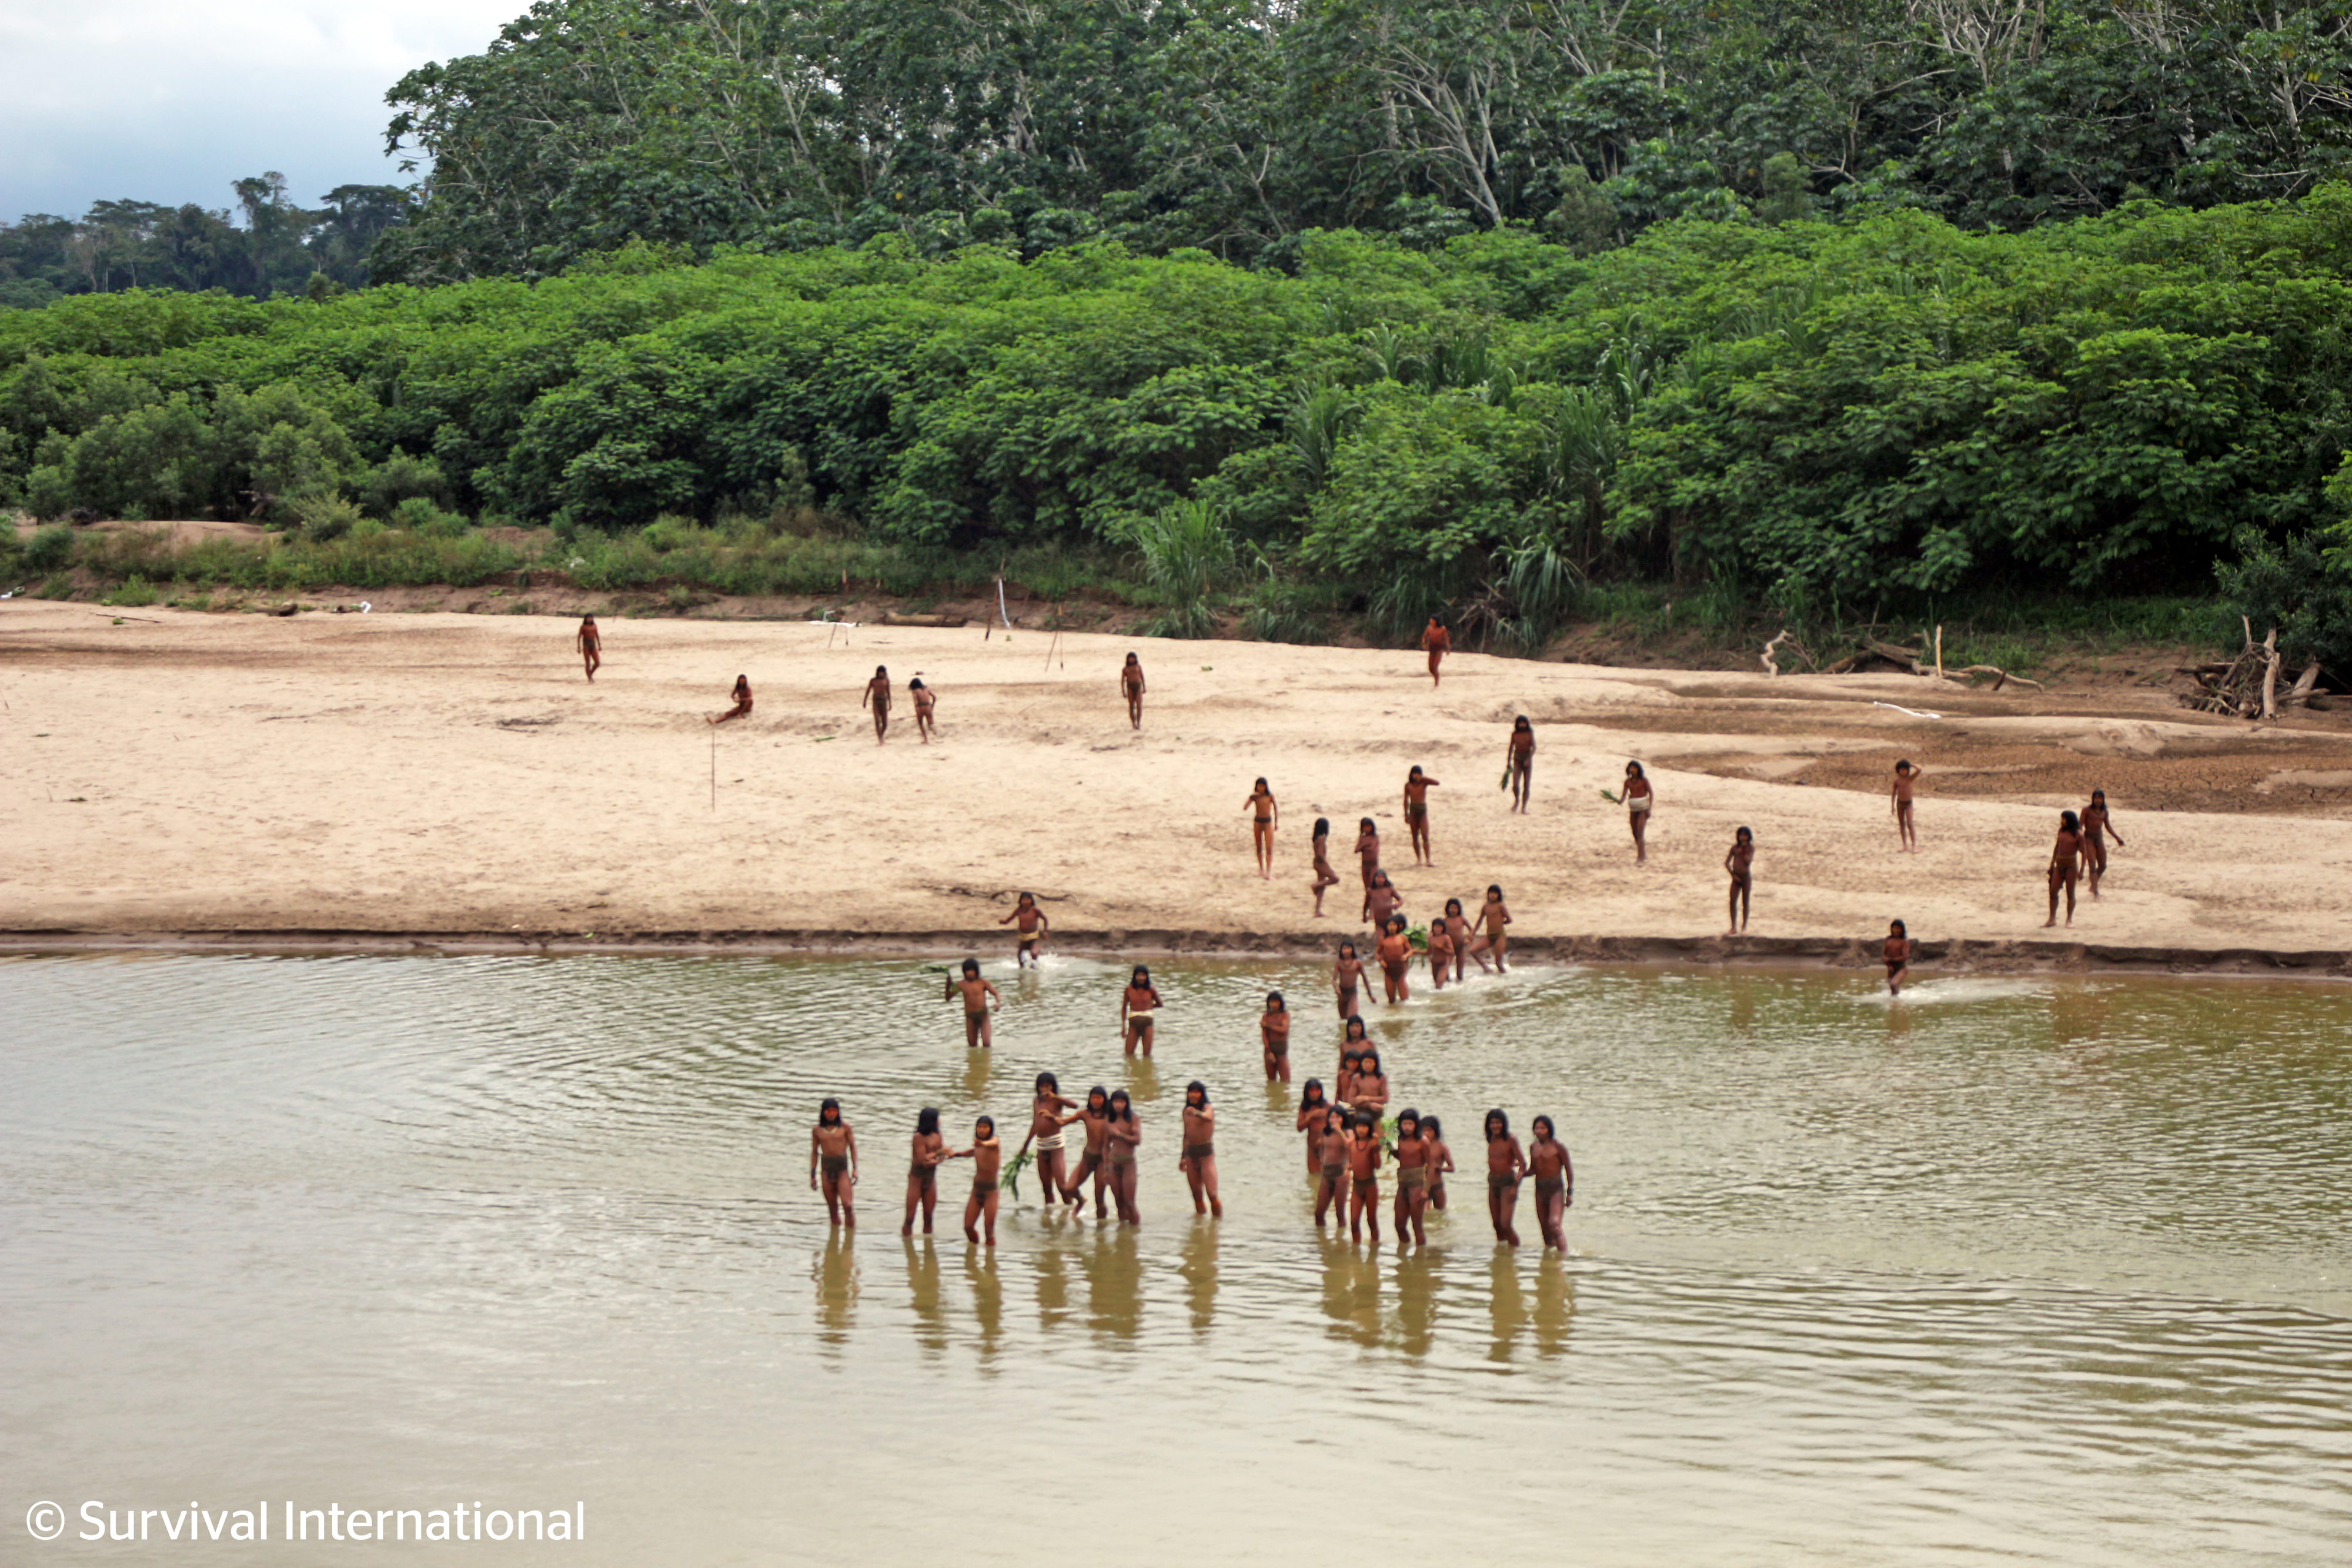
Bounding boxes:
1024 1072 1082 1212
1527 1115 1573 1252
576 615 601 681
1121 652 1145 730
1421 616 1451 686
1103 1088 1142 1226
1180 1080 1221 1217
944 957 1000 1048
1059 1086 1112 1218
948 1115 1002 1246
810 1098 858 1228
903 1107 948 1236
861 664 892 741
1121 965 1164 1058
1485 1109 1526 1248
1260 991 1291 1084
1392 1109 1431 1246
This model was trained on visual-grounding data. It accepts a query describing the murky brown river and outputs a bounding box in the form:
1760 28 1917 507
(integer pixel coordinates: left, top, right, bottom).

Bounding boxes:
3 954 2347 1564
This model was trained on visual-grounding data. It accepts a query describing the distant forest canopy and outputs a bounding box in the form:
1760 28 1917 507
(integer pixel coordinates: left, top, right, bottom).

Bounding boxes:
0 179 410 308
370 0 2352 282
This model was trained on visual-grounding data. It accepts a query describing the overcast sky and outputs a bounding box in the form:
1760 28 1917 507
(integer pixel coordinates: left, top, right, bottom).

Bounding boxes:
0 0 525 220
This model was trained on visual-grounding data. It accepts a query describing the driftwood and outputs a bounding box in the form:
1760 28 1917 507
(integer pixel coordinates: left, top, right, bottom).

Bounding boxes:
1759 628 1796 676
2177 621 2313 717
1852 634 2042 690
875 611 968 628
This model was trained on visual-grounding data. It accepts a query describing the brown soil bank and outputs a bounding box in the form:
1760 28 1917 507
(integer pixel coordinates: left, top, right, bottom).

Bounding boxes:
5 601 2350 966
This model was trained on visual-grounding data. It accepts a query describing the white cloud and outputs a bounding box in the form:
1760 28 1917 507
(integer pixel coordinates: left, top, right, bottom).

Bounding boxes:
0 0 525 217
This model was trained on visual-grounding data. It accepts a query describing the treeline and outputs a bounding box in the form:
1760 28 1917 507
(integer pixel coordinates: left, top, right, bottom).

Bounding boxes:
375 0 2352 281
0 178 409 309
9 195 2352 663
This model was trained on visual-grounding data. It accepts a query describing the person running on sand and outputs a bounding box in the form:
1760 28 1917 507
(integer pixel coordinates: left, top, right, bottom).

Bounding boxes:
2046 810 2084 928
1121 652 1146 730
1403 765 1441 865
1883 920 1912 995
811 1098 858 1228
1422 1115 1454 1212
1364 868 1404 929
1528 1115 1573 1253
1103 1088 1142 1226
999 891 1049 966
1622 761 1654 864
1503 716 1535 813
1313 1105 1350 1229
1347 1112 1385 1241
1059 1086 1113 1217
1426 916 1455 991
862 664 892 742
902 1107 949 1236
1891 760 1923 851
1022 1072 1083 1211
1351 1047 1390 1115
709 674 753 725
1376 915 1414 1004
1244 777 1278 878
576 615 602 681
1484 1109 1526 1248
1466 884 1512 972
1444 897 1481 978
1355 817 1382 892
1392 1108 1431 1246
1308 817 1342 917
944 957 1000 1049
1725 825 1755 934
1332 941 1368 1021
1297 1080 1332 1175
2082 789 2125 898
1261 991 1292 1084
1121 965 1164 1058
910 677 937 743
947 1115 1003 1246
1180 1080 1222 1217
1421 616 1451 686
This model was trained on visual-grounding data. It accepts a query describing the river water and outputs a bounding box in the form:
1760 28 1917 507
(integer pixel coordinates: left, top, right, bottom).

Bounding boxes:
3 954 2347 1565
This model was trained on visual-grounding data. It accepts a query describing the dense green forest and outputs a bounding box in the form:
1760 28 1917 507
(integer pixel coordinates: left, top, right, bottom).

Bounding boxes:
0 179 408 308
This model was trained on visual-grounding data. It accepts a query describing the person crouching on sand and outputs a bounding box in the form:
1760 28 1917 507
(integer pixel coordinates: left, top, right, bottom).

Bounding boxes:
811 1097 858 1227
946 957 1000 1048
709 674 751 724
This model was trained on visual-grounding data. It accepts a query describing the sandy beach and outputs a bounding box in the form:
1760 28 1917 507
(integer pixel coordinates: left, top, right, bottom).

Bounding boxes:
5 599 2350 972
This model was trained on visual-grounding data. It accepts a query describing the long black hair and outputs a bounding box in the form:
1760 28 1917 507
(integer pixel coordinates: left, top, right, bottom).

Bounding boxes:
2060 809 2082 833
974 1114 996 1139
818 1097 841 1125
1185 1079 1209 1106
1265 990 1286 1012
1484 1108 1511 1141
1314 816 1331 839
917 1106 940 1136
1299 1079 1328 1112
1531 1115 1556 1142
1360 1048 1382 1076
1035 1071 1060 1095
1107 1088 1135 1124
1420 1114 1442 1140
1085 1085 1110 1114
1343 1015 1369 1043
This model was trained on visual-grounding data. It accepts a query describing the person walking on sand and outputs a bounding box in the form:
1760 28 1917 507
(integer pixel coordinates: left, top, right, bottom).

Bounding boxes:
1022 1073 1083 1213
1392 1109 1431 1246
1121 965 1164 1058
947 1115 1003 1246
576 614 602 681
1891 760 1923 851
1484 1109 1526 1248
902 1106 948 1236
811 1098 858 1228
1121 652 1146 729
910 677 937 743
2082 789 2125 898
1883 920 1912 995
1355 817 1382 892
1725 825 1755 934
2046 810 2084 928
709 673 753 725
1180 1080 1222 1217
1403 765 1441 865
1528 1115 1573 1252
1421 616 1451 686
1621 761 1654 864
1103 1088 1143 1226
1244 777 1279 878
1308 817 1342 917
862 664 892 742
1503 716 1535 813
1467 884 1512 972
999 891 1050 966
945 957 1001 1049
1059 1086 1112 1217
1261 991 1291 1084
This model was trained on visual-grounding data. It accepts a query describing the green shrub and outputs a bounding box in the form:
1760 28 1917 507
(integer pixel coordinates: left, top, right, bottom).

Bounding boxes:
290 492 363 541
1119 498 1235 638
24 524 74 573
391 497 470 536
104 575 160 606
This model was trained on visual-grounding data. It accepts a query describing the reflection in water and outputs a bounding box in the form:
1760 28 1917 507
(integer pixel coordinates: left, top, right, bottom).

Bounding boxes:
1531 1256 1575 1358
964 1250 1003 1360
1124 1059 1161 1105
961 1049 992 1100
1033 1232 1074 1334
813 1232 858 1349
1394 1248 1438 1360
1319 1236 1384 1350
1080 1227 1142 1340
1488 1249 1526 1363
1178 1219 1218 1333
1728 979 1758 1039
903 1237 947 1352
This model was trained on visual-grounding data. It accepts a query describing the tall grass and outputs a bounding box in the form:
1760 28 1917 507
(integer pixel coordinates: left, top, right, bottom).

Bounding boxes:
1118 499 1236 638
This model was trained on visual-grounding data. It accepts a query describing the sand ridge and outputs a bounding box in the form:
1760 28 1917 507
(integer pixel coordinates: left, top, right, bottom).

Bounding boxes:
4 601 2350 971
